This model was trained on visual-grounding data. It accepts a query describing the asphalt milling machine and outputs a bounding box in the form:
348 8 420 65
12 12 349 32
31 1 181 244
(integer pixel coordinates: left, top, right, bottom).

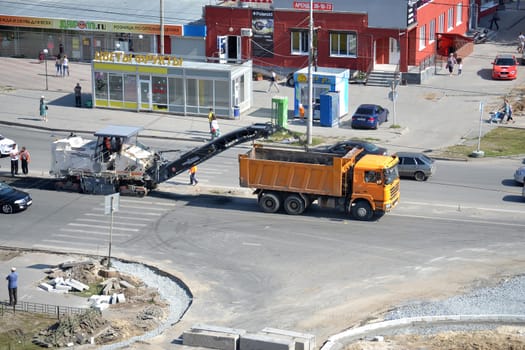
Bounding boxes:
49 123 278 196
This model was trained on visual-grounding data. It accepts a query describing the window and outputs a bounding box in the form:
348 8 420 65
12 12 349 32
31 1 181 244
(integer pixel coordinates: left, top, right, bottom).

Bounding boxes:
215 80 229 108
438 13 445 33
152 76 167 108
456 2 462 25
364 171 381 184
108 73 123 101
291 30 309 55
95 72 108 100
447 8 454 31
123 74 137 102
168 77 184 106
419 25 426 50
429 19 436 43
329 32 357 57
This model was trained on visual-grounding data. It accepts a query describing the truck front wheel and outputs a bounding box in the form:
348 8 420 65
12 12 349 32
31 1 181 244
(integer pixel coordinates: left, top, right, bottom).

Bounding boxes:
351 200 373 221
259 192 281 213
284 194 306 215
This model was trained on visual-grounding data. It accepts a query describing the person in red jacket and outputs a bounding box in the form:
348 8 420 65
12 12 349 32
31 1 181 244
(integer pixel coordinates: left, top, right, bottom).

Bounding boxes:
19 146 31 175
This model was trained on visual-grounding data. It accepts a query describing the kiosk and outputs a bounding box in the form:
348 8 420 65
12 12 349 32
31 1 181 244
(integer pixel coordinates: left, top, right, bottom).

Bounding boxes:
92 51 253 118
292 67 349 121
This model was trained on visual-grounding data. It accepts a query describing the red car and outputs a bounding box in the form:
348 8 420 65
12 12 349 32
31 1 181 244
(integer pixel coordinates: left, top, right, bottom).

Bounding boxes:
492 54 518 80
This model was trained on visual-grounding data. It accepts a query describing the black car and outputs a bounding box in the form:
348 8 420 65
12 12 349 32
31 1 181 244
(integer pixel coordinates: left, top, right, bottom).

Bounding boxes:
351 104 389 129
0 181 32 214
313 140 388 156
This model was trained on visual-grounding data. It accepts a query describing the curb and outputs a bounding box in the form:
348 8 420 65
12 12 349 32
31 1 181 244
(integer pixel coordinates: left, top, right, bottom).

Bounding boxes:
321 314 525 349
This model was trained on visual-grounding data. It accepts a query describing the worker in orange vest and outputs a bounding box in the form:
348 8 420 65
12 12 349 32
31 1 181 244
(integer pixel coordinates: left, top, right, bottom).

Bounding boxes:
189 166 198 186
299 103 305 122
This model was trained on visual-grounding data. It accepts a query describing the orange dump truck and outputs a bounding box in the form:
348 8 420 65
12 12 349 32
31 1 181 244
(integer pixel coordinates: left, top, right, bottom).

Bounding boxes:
238 145 400 220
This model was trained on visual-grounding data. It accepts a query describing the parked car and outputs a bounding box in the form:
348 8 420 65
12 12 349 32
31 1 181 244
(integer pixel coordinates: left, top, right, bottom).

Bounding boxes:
395 152 436 181
313 140 388 156
0 181 32 214
351 104 389 129
492 54 518 80
514 166 525 184
0 134 16 158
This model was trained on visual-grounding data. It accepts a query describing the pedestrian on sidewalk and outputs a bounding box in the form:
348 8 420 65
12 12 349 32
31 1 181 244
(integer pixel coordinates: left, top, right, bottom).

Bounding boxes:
189 165 198 186
39 96 48 122
210 115 221 140
6 267 18 307
518 32 525 53
74 83 82 107
446 53 457 76
62 55 69 77
9 144 19 176
489 10 500 30
457 57 463 76
208 108 215 131
19 146 30 175
267 70 280 93
55 56 61 76
504 98 515 123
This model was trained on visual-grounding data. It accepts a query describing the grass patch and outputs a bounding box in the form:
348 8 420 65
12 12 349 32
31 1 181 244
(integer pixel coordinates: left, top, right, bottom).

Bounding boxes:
266 128 323 146
441 127 525 157
71 282 104 298
0 310 56 350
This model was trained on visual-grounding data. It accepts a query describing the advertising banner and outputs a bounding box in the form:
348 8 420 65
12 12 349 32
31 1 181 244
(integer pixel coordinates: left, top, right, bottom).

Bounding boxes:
252 10 274 58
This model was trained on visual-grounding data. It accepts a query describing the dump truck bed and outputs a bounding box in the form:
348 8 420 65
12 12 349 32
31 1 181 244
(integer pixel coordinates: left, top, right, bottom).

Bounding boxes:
239 146 361 197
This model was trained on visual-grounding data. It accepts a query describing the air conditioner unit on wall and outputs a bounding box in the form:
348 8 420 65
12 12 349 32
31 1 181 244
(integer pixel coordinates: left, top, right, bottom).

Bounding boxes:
241 28 253 37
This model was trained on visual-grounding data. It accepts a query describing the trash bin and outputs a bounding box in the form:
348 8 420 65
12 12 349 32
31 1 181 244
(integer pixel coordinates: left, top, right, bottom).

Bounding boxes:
233 105 240 119
271 96 288 128
85 99 93 108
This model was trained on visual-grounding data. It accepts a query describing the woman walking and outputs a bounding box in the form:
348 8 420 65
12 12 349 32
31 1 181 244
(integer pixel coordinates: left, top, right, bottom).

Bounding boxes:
39 96 48 122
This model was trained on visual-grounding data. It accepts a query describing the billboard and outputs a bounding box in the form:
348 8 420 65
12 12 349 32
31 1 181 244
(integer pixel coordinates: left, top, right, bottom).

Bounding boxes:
252 10 274 58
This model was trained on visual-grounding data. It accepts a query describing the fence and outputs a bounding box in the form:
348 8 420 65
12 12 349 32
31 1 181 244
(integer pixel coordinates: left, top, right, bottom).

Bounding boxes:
0 300 86 319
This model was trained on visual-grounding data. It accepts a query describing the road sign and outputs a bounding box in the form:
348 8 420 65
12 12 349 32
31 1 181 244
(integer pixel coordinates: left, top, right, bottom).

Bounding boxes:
104 193 120 215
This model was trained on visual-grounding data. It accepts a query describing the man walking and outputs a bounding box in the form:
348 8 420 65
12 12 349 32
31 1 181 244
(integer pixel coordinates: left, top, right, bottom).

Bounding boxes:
267 70 280 93
9 144 19 176
6 267 18 306
489 10 500 30
19 146 30 175
74 83 82 107
189 165 198 186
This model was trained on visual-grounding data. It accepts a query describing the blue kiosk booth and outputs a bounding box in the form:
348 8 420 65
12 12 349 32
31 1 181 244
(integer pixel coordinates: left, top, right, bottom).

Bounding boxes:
292 67 349 127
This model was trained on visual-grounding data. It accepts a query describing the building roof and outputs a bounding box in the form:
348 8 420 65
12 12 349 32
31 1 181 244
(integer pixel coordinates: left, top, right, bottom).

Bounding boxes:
0 0 218 25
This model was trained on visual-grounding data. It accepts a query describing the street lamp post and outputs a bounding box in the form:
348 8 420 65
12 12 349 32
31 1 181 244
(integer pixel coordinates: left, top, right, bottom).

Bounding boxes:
43 49 49 90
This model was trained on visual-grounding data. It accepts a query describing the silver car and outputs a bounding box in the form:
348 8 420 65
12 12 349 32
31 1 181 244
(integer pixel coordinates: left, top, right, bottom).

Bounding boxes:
514 166 525 185
395 152 436 181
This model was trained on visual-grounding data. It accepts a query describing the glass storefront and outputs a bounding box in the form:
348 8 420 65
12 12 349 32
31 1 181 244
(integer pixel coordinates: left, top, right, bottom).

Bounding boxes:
92 57 252 118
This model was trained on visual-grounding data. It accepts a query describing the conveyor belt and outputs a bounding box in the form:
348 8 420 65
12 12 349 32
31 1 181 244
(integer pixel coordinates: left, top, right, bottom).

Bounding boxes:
150 123 278 184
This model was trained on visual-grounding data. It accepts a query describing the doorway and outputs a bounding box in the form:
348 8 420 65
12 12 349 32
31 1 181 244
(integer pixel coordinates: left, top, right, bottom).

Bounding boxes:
389 37 400 65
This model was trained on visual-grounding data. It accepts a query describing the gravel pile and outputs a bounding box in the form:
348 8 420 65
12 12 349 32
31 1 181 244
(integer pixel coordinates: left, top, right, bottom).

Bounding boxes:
98 259 192 350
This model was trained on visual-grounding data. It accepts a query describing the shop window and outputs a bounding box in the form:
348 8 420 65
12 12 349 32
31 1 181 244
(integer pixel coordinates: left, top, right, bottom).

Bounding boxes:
168 77 184 106
95 72 108 100
152 76 167 109
186 79 198 107
199 80 213 110
329 32 357 57
123 74 137 102
109 73 123 101
215 80 229 108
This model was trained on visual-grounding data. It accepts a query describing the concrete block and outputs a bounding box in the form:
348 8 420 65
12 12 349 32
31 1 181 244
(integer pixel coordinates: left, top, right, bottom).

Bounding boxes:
39 282 54 291
116 293 126 303
192 324 247 336
65 278 89 291
261 328 316 350
54 284 72 292
92 303 109 311
240 333 293 350
183 329 240 350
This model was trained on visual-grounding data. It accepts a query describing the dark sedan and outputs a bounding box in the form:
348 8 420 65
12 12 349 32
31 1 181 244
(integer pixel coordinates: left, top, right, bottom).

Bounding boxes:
312 140 388 156
0 181 32 214
351 104 389 129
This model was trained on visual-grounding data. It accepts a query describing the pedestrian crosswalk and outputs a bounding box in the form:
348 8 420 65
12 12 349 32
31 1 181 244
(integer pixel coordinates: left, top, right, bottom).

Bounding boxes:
34 198 176 252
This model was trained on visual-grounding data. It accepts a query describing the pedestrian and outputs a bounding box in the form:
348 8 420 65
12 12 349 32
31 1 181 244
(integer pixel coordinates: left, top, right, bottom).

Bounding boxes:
518 32 525 53
504 98 514 123
299 103 305 122
19 146 30 175
74 82 82 107
457 57 463 76
55 56 61 76
446 53 457 76
189 165 198 186
267 70 280 93
39 96 48 122
62 55 69 77
9 144 19 176
208 108 215 131
210 115 221 140
6 267 18 307
489 10 500 30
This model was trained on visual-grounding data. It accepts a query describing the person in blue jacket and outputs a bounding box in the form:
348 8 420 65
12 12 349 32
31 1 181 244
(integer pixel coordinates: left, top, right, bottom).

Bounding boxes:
6 267 18 306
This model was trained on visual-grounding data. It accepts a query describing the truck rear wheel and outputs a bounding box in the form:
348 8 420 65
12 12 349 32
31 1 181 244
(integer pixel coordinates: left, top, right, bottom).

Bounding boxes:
351 200 373 221
284 194 306 215
259 192 281 213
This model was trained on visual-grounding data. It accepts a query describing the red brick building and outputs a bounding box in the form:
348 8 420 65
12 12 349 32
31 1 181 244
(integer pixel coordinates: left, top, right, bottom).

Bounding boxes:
205 0 471 84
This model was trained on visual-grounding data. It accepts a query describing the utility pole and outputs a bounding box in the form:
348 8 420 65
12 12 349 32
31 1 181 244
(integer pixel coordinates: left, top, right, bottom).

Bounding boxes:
160 0 165 55
306 0 313 145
